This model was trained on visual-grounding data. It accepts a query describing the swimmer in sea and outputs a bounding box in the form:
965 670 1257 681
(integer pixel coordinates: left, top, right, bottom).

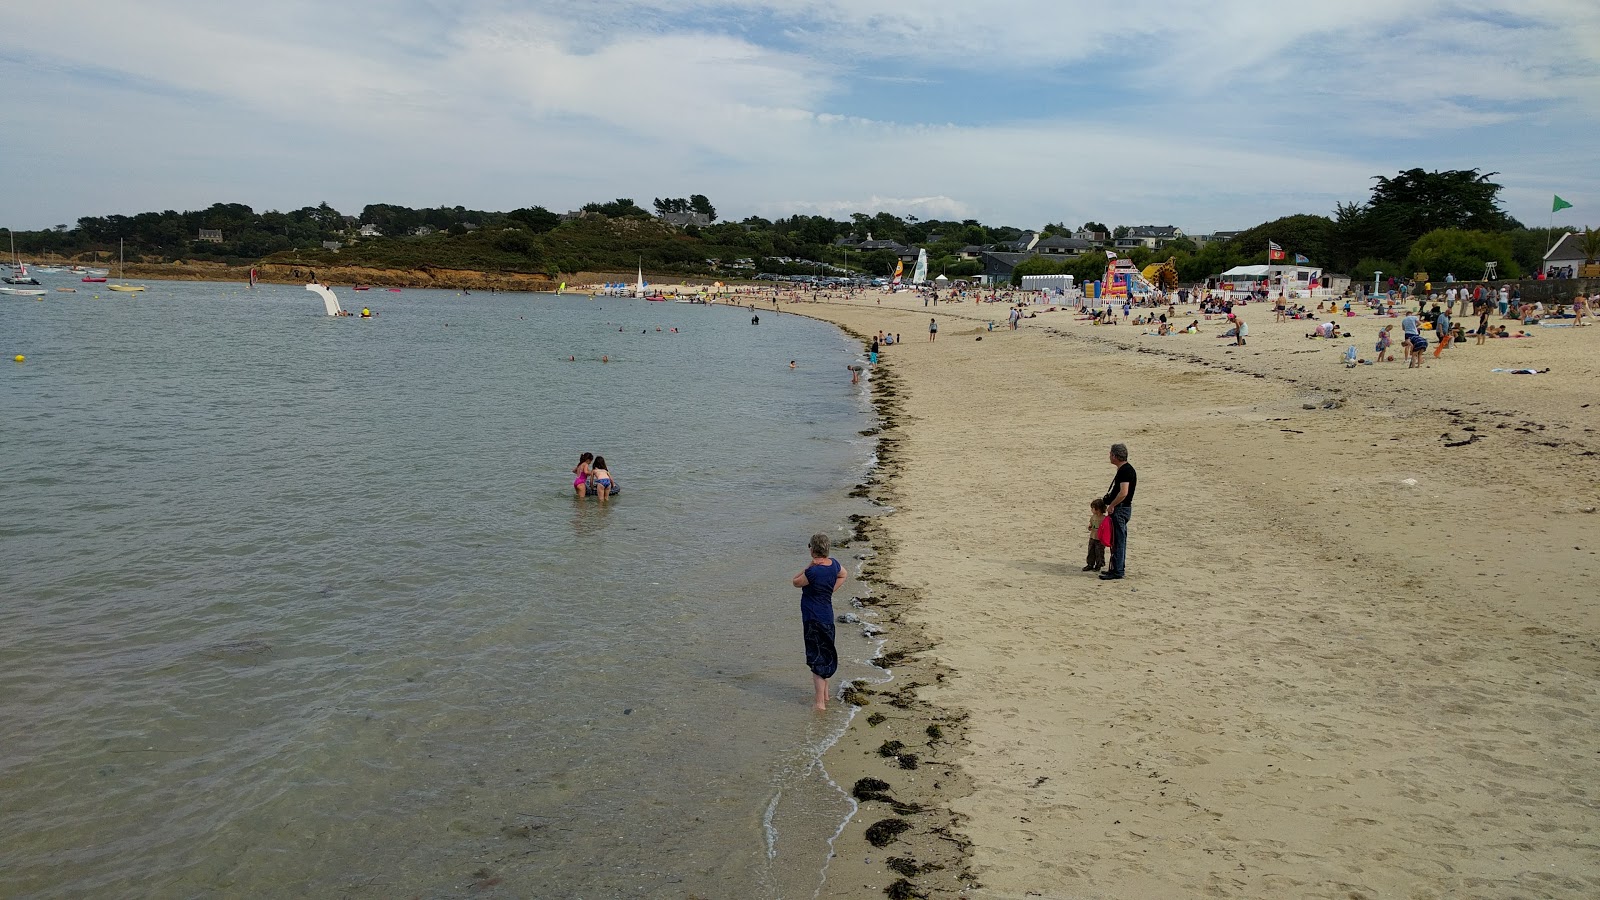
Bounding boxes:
790 360 797 369
601 355 609 363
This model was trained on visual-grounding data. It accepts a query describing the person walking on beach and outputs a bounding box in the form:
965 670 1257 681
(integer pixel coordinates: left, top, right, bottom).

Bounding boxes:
792 533 846 711
928 318 938 342
1099 444 1136 581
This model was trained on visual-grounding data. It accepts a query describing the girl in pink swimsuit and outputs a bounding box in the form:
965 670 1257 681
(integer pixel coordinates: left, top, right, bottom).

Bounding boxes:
573 452 594 497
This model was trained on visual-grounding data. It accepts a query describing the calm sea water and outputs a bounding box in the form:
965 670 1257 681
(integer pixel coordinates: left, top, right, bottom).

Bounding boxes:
0 279 882 898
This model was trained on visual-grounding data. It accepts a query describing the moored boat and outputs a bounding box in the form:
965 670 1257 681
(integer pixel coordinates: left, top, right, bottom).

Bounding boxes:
106 238 145 292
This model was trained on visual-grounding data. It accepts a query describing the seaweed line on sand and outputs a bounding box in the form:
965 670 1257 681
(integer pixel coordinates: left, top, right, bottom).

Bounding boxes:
816 339 980 898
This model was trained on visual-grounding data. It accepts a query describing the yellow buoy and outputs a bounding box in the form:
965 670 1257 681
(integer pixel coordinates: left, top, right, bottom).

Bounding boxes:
14 355 24 362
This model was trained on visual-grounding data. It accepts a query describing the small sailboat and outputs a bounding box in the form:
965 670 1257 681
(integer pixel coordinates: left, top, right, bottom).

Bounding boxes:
307 282 344 316
4 234 40 284
248 267 258 289
107 239 145 292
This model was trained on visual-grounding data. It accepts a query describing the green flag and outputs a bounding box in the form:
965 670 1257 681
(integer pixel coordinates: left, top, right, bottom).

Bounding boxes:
1552 195 1573 212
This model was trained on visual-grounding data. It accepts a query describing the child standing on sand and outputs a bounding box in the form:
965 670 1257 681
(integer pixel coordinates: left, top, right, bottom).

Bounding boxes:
1084 498 1110 571
791 533 847 711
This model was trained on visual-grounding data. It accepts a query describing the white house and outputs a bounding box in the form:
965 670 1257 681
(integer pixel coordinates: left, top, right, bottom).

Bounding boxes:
1542 231 1592 277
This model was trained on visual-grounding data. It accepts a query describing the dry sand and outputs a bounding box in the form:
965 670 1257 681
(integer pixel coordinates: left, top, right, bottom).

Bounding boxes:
792 291 1600 899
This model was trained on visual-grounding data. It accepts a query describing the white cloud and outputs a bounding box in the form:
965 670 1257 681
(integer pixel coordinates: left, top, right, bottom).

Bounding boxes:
4 0 1597 230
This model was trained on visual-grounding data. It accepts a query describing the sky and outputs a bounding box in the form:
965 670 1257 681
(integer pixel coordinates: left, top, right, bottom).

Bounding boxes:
4 0 1598 234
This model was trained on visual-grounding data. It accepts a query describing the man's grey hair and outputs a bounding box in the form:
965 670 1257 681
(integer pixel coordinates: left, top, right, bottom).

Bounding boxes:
1110 443 1129 462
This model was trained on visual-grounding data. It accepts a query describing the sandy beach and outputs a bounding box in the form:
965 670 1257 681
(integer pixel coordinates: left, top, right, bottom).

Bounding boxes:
795 290 1600 899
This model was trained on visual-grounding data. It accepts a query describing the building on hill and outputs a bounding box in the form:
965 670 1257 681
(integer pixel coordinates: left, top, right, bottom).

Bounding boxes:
1035 236 1092 256
659 211 711 228
1115 226 1185 251
322 241 342 252
1073 228 1111 247
197 229 223 243
996 232 1040 253
358 224 382 237
980 251 1034 285
956 245 986 260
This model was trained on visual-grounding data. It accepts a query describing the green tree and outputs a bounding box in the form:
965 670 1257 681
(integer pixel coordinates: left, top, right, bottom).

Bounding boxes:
1348 257 1400 286
1009 255 1064 285
1334 168 1519 267
508 206 560 233
689 194 717 222
1582 227 1600 265
1226 214 1337 266
583 198 652 219
1402 229 1521 281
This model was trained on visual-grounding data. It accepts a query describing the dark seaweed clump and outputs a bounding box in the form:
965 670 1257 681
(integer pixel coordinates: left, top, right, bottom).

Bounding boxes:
841 685 872 706
864 817 912 847
867 712 887 726
853 777 893 803
897 753 919 770
885 878 927 900
876 740 905 758
885 857 920 877
925 724 943 742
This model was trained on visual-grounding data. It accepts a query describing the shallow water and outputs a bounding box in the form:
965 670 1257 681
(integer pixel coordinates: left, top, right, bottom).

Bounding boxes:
0 281 881 897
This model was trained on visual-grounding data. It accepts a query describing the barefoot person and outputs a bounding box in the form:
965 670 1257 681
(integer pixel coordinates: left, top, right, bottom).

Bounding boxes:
791 533 847 710
1099 444 1136 581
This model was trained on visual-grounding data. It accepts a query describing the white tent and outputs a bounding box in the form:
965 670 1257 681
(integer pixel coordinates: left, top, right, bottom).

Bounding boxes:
934 274 948 282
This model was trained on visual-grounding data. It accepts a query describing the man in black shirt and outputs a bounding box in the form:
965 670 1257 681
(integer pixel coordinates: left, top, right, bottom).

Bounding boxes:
1100 443 1136 580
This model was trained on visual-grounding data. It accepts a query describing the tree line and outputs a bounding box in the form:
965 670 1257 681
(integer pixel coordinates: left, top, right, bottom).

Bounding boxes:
2 170 1586 281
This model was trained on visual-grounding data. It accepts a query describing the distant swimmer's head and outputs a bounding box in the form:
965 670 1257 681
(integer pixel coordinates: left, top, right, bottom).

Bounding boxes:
808 533 830 558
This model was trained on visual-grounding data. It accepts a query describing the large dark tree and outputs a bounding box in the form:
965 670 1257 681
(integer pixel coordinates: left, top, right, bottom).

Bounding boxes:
688 194 717 222
1333 168 1519 268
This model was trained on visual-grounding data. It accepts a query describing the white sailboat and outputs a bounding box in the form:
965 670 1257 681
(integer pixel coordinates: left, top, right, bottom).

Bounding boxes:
912 248 929 285
634 260 645 298
107 239 146 292
307 282 344 316
4 233 41 285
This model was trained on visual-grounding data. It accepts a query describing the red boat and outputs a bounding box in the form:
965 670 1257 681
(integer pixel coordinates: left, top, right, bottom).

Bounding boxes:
386 288 402 292
82 276 107 283
354 285 371 291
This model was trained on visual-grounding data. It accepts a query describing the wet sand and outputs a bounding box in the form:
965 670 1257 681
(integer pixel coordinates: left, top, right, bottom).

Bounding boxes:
797 291 1600 898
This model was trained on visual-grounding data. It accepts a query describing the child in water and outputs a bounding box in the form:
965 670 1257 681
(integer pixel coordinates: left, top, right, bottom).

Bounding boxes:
572 452 593 498
791 533 847 711
590 456 614 502
1084 498 1110 571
